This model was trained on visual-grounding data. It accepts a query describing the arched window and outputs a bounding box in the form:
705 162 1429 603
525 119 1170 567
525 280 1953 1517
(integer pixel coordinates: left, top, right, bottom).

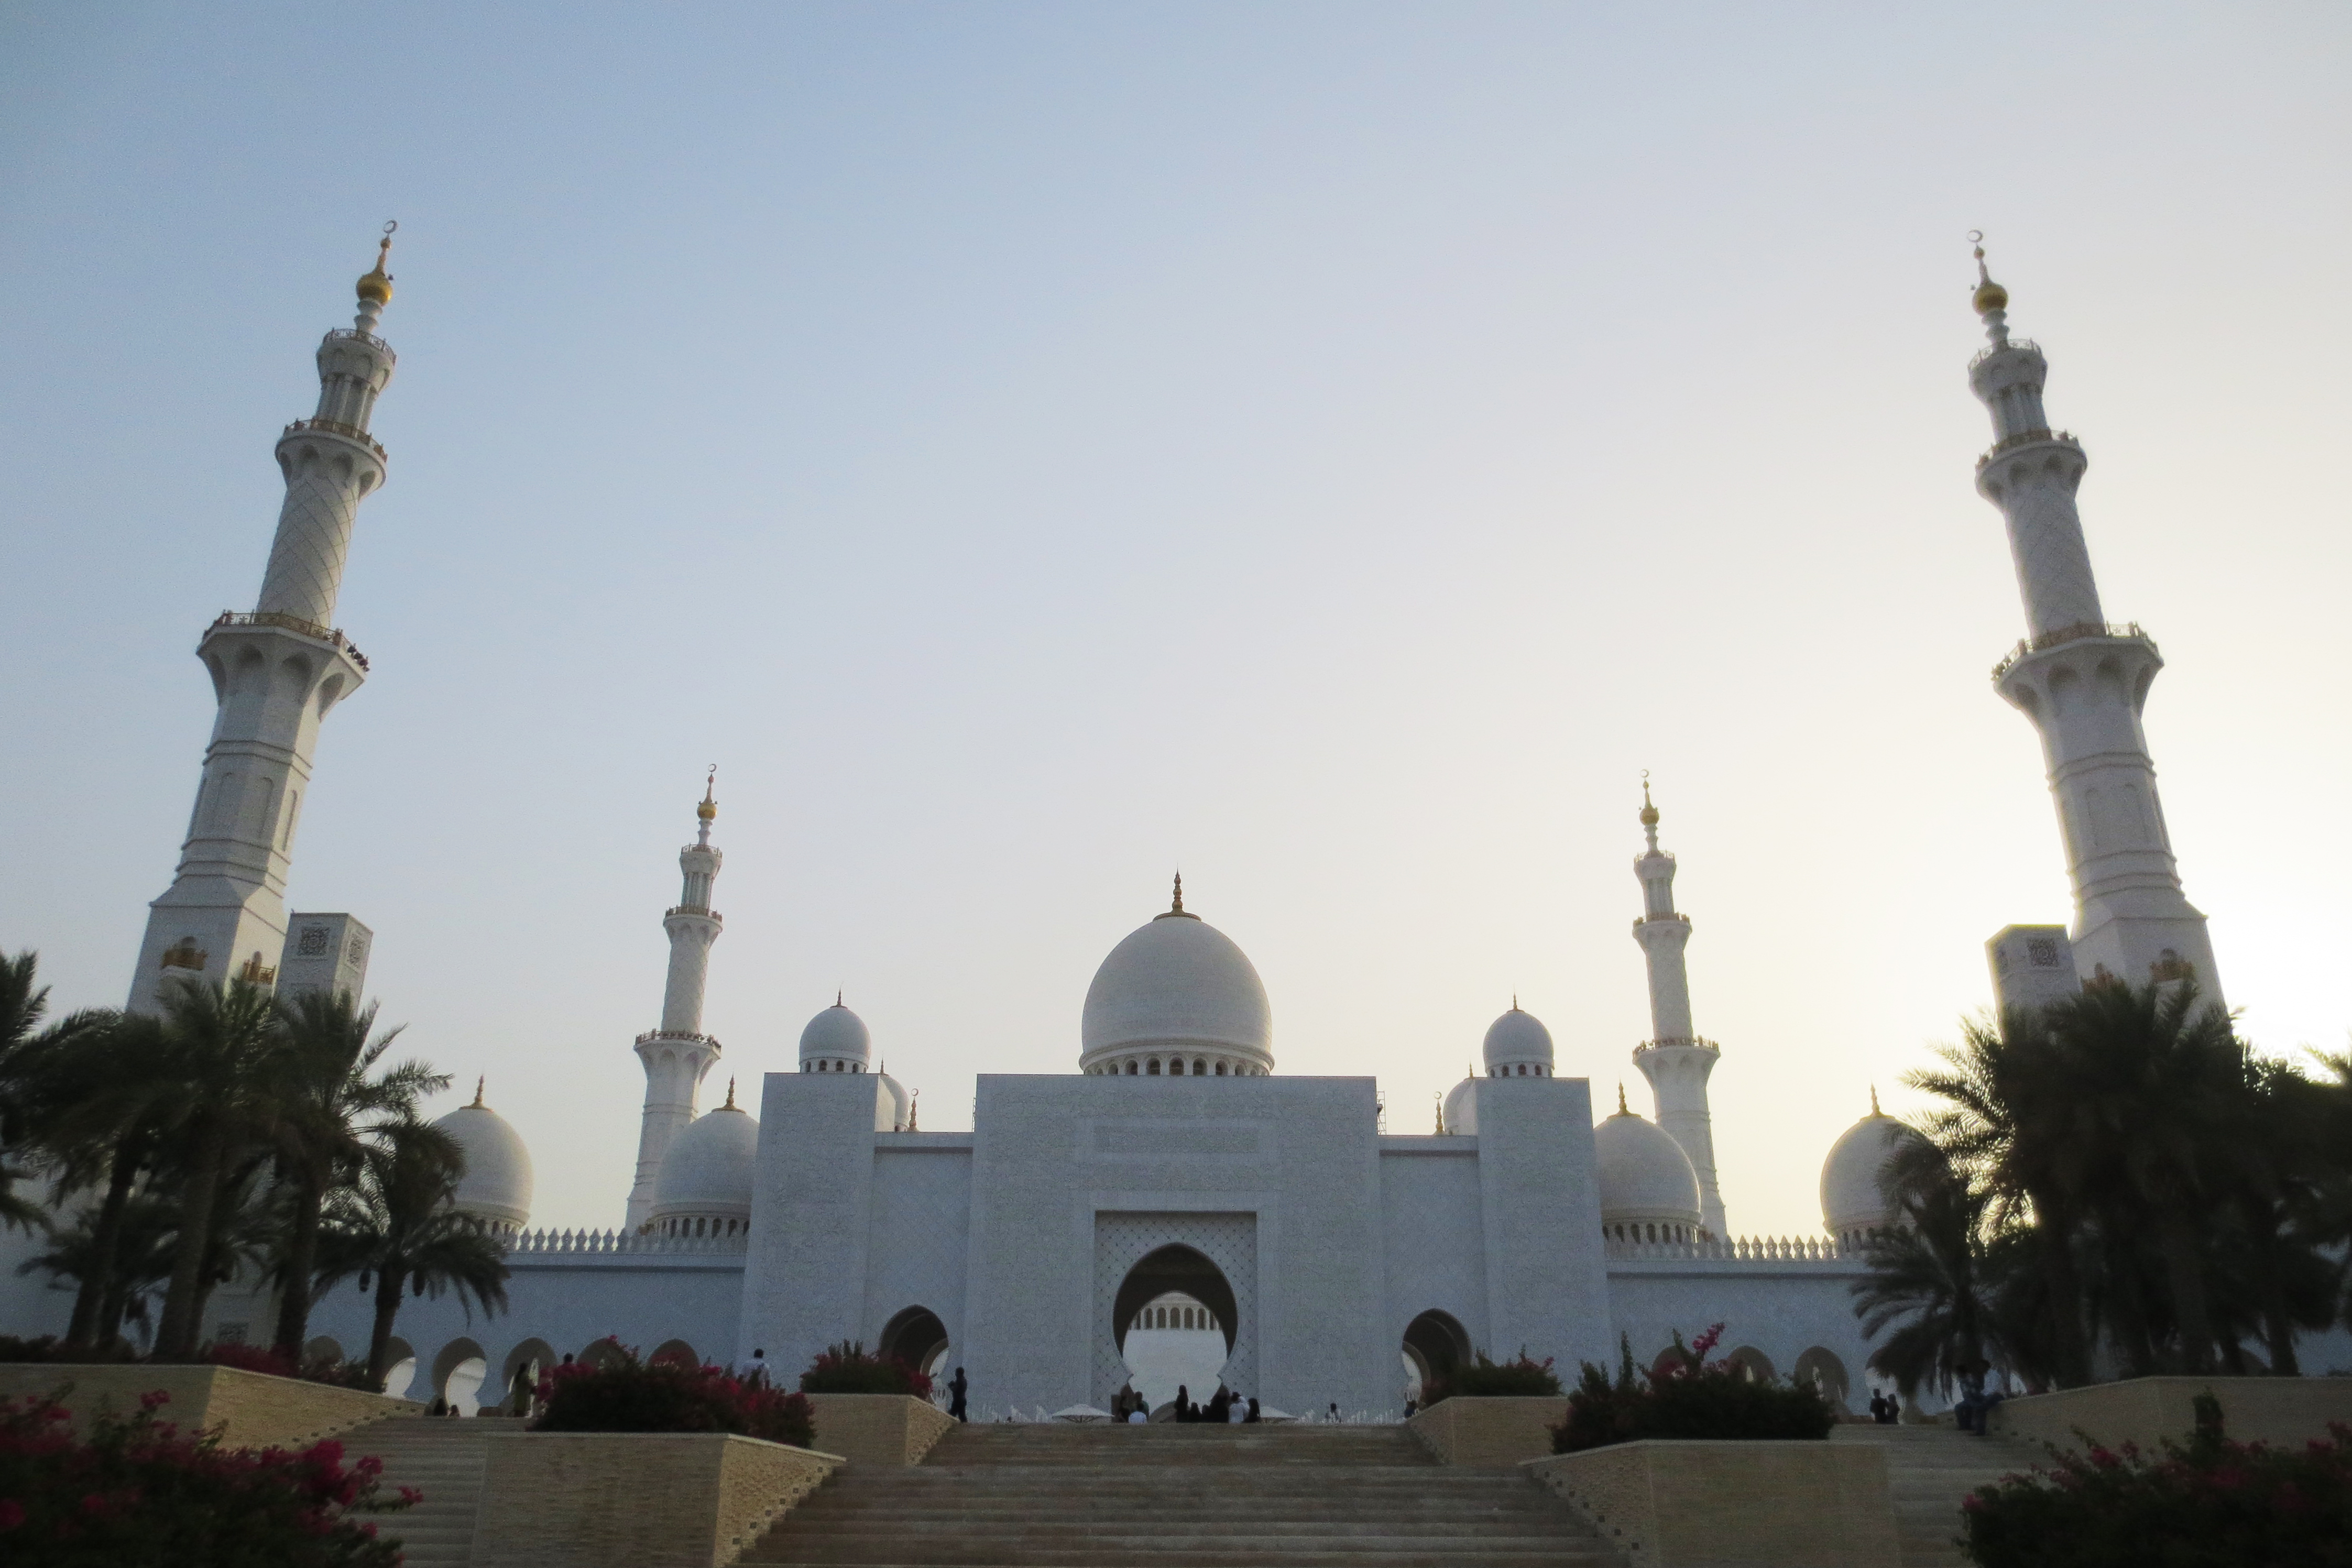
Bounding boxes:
1147 1059 1161 1075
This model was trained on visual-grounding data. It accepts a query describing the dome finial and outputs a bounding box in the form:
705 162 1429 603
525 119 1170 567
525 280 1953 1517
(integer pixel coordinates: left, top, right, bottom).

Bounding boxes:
1870 1084 1881 1116
472 1074 485 1109
356 221 396 306
1171 870 1184 915
1617 1082 1629 1115
724 1076 737 1110
1968 231 2010 343
698 765 718 820
908 1088 920 1131
835 989 843 1007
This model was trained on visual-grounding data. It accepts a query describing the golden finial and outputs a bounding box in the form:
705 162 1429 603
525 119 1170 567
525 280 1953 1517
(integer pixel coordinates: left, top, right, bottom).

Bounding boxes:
1968 231 2007 316
357 221 396 306
908 1088 920 1131
1171 871 1184 914
1639 770 1659 828
472 1075 486 1108
835 989 843 1007
724 1076 737 1110
1870 1084 1882 1116
698 764 718 821
1617 1082 1629 1115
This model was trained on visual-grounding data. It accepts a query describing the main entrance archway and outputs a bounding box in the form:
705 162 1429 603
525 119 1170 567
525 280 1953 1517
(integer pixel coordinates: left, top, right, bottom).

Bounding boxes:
1092 1212 1257 1410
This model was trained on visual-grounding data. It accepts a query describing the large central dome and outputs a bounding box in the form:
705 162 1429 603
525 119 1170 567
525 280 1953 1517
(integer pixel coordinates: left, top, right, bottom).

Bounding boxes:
1080 879 1273 1078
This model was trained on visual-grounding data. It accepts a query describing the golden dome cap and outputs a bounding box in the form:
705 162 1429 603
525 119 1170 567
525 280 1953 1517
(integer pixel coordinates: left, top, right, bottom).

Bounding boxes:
1638 775 1660 827
1968 232 2006 315
356 223 396 305
697 765 718 821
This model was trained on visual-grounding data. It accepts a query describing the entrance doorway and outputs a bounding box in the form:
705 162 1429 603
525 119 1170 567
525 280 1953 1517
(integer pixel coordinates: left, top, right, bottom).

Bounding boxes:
1111 1245 1237 1413
1401 1309 1472 1405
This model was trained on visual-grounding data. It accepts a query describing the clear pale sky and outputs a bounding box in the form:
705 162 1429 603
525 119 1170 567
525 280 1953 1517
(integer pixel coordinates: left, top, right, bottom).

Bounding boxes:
4 4 2348 1238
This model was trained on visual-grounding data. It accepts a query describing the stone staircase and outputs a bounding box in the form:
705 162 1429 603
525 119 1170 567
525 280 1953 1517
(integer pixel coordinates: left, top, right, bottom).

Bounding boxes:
1830 1422 2042 1567
344 1414 506 1567
744 1421 1619 1567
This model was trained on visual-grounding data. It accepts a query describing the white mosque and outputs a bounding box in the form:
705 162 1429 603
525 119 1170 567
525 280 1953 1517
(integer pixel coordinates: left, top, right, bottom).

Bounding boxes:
17 234 2257 1413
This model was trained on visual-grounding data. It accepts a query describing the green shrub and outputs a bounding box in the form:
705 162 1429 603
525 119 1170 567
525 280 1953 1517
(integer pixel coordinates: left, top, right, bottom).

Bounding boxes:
1419 1348 1561 1408
1961 1394 2352 1567
534 1339 813 1448
798 1340 933 1398
1553 1325 1835 1452
0 1384 413 1565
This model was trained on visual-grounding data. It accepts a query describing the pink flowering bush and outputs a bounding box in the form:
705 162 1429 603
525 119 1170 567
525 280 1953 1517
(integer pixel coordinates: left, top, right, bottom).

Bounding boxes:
1960 1392 2352 1567
536 1338 815 1448
199 1343 379 1391
1554 1323 1835 1452
0 1385 415 1566
1418 1347 1562 1408
799 1340 934 1399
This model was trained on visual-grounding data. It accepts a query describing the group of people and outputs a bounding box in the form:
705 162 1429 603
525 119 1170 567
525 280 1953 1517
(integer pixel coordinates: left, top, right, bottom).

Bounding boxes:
1115 1382 1256 1424
1865 1363 2004 1436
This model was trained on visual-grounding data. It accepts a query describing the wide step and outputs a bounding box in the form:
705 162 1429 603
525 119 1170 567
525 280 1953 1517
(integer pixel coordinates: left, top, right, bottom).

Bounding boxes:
344 1414 509 1568
745 1423 1613 1566
1832 1423 2041 1568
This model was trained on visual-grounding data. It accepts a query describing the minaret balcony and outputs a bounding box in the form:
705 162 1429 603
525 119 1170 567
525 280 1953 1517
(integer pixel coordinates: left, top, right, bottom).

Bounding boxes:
1634 1036 1720 1058
280 417 386 460
634 1029 719 1047
1967 337 2043 374
664 905 722 921
1975 427 2078 469
1990 621 2156 681
1630 912 1690 933
202 610 370 672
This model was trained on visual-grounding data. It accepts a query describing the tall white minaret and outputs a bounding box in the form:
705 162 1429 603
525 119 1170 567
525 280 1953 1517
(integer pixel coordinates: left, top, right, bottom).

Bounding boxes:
127 230 400 1011
625 772 726 1230
1628 781 1727 1237
1967 241 2222 1006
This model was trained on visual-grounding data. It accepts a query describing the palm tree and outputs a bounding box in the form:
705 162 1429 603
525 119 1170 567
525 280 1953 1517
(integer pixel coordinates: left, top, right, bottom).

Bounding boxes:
315 1117 508 1388
0 950 110 1235
18 1192 182 1350
2041 979 2245 1373
148 976 299 1357
266 989 447 1356
1905 1007 2095 1386
1851 1148 1998 1401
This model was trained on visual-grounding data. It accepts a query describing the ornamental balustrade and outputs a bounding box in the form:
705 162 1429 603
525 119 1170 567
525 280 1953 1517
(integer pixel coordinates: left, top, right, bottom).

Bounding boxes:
1967 337 2042 372
205 610 370 671
506 1226 748 1257
1991 620 2154 680
1974 426 2079 467
281 415 388 460
1603 1233 1857 1263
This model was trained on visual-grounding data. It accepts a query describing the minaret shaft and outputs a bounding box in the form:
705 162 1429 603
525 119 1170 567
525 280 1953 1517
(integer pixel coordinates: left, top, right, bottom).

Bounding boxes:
126 245 395 1012
1968 256 2222 1005
1628 794 1726 1237
626 785 725 1230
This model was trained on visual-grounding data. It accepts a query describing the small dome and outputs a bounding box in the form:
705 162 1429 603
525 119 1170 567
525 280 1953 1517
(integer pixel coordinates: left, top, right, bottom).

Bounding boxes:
1481 1007 1554 1076
434 1088 532 1233
799 1000 871 1071
1821 1101 1924 1242
1079 894 1272 1077
1595 1104 1701 1233
650 1102 759 1227
1972 280 2008 315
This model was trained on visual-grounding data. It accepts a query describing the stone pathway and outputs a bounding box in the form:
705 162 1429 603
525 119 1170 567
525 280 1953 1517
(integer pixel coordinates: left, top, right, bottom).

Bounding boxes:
344 1414 508 1567
1831 1421 2042 1567
745 1420 1618 1567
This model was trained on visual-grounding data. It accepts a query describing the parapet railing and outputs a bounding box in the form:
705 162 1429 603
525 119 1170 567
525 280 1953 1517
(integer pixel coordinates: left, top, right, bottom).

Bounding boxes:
282 416 387 460
205 611 370 672
324 327 388 350
1991 620 2155 680
1967 337 2042 372
1604 1234 1857 1263
664 905 723 921
1976 426 2078 466
633 1029 719 1047
1631 1036 1720 1056
507 1226 748 1257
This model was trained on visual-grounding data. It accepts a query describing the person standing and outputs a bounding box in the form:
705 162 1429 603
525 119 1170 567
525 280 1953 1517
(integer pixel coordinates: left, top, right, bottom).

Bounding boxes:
948 1366 969 1422
737 1348 769 1388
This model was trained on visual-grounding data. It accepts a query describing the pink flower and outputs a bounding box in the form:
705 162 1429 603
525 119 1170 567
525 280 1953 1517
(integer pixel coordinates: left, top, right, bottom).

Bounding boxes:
138 1390 171 1411
398 1486 424 1506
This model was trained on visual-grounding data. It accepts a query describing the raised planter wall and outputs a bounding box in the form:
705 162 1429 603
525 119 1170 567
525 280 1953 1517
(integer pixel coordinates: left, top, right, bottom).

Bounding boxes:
0 1363 419 1450
1406 1396 1569 1466
471 1431 843 1568
1526 1441 1899 1568
803 1392 957 1467
1990 1375 2352 1455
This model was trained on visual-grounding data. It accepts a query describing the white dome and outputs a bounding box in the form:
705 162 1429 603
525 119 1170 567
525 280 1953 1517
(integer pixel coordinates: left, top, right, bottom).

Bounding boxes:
799 1000 872 1072
1079 896 1273 1077
1482 1007 1554 1076
1821 1105 1923 1242
434 1090 533 1233
1594 1105 1702 1234
650 1102 759 1229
